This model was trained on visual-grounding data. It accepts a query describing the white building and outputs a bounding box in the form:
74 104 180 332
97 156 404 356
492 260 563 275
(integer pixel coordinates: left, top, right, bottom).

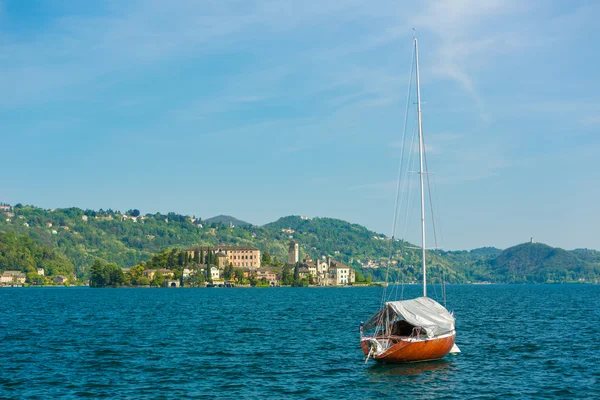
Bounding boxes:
1 271 26 284
328 262 355 285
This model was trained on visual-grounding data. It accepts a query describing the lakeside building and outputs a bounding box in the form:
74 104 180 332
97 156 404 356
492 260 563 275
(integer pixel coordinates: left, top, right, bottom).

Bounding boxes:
255 268 279 286
328 261 355 285
53 275 68 285
298 266 310 279
143 269 175 280
185 246 261 269
165 280 180 288
143 270 156 280
297 256 356 286
157 269 174 279
208 266 220 280
1 271 26 285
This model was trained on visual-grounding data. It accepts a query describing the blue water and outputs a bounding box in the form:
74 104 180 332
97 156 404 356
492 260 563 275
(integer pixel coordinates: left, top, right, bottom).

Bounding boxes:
1 285 599 399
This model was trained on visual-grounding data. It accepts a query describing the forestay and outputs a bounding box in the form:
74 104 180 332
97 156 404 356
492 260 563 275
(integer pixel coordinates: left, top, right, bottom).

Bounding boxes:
363 297 455 338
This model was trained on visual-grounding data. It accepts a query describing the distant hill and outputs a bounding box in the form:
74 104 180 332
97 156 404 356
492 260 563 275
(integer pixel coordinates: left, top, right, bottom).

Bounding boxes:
570 248 600 264
489 242 600 283
204 215 252 227
469 247 503 257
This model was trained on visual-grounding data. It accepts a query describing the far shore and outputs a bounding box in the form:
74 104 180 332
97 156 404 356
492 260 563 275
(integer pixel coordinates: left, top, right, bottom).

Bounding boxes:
3 282 598 289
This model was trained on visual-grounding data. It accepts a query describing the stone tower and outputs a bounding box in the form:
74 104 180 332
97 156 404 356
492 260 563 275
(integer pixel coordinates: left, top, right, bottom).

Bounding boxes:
288 240 299 265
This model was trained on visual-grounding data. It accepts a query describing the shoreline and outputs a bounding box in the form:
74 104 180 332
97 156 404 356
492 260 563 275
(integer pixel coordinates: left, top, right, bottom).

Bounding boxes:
3 282 598 289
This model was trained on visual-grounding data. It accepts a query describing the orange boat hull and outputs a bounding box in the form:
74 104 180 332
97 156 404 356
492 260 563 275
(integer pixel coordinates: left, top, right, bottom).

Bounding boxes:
361 332 456 363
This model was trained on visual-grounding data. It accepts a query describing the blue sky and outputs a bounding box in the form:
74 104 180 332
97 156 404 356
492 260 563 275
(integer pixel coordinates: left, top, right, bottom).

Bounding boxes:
1 0 599 250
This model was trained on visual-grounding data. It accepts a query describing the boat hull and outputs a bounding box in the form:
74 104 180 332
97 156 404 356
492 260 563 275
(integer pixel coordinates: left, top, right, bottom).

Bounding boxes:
361 331 456 363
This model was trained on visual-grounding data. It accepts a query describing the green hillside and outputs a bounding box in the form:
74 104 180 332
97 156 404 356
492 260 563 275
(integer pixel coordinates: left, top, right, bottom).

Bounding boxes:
571 248 600 264
0 205 598 283
489 242 600 283
0 230 74 282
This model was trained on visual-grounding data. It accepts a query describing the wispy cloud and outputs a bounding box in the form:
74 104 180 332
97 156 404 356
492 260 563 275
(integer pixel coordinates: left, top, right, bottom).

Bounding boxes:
409 0 535 120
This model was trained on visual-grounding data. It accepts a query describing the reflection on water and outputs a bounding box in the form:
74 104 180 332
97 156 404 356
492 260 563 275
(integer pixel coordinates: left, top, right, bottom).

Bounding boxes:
367 358 456 377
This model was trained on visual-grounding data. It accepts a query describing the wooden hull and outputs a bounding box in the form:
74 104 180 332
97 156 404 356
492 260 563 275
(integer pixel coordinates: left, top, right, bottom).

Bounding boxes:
361 332 456 364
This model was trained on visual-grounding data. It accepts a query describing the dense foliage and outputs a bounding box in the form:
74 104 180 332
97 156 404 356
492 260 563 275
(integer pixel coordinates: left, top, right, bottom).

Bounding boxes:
1 206 599 284
0 230 74 281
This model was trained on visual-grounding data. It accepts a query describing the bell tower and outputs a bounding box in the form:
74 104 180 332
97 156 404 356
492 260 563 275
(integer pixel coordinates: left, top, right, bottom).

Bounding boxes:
288 240 299 264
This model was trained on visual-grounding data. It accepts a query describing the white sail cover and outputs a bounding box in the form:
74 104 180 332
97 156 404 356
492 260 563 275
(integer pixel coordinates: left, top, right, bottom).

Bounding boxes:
363 297 455 338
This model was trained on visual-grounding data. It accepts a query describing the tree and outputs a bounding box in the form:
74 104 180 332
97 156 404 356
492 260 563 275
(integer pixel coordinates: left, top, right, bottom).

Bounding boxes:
131 209 140 217
249 275 258 286
191 270 205 286
128 264 145 284
26 271 44 285
224 264 233 280
234 268 245 284
137 276 150 286
90 259 105 288
281 266 293 285
151 271 165 287
355 270 365 283
261 251 272 266
103 263 124 287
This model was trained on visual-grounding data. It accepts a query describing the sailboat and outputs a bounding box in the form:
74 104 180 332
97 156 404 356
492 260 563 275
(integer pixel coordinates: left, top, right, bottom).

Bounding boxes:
359 36 458 364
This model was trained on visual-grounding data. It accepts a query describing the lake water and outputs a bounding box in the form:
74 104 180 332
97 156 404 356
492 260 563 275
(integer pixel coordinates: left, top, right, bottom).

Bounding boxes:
1 285 599 399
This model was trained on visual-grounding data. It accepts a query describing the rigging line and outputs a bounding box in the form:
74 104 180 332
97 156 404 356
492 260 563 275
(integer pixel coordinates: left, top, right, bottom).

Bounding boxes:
393 113 419 302
402 156 419 241
431 272 440 304
382 40 416 308
431 165 445 250
423 134 446 302
397 123 419 301
422 134 439 249
400 113 419 241
401 273 405 299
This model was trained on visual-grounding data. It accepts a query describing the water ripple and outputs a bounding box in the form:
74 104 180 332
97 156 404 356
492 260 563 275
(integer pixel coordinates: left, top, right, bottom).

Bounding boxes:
0 285 598 399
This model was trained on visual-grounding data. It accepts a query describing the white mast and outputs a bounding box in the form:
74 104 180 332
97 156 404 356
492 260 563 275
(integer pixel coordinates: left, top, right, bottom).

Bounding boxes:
414 36 427 297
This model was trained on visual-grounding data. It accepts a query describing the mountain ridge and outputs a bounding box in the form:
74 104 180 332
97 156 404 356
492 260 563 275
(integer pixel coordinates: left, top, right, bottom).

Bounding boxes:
0 205 598 283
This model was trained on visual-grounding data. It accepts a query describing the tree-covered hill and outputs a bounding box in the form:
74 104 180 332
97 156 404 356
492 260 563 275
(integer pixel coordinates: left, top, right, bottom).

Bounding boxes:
204 215 251 226
0 205 275 277
264 215 391 262
0 230 74 281
488 242 600 283
570 248 600 264
468 247 503 257
0 205 598 283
